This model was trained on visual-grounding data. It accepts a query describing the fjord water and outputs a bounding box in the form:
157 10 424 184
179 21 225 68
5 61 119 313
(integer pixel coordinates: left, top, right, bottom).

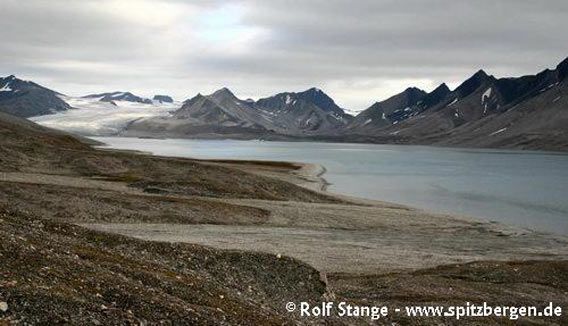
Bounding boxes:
94 137 568 235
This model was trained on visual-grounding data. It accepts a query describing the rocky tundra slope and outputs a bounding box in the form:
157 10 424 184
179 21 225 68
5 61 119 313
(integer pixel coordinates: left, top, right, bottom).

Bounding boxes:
1 110 568 324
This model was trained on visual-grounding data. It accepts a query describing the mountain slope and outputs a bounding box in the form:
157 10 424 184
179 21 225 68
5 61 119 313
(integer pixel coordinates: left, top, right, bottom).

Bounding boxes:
0 111 94 171
173 88 274 129
257 87 348 116
125 87 352 138
381 71 503 137
255 88 353 134
430 70 568 150
364 57 568 151
346 87 428 132
125 88 276 138
0 75 71 118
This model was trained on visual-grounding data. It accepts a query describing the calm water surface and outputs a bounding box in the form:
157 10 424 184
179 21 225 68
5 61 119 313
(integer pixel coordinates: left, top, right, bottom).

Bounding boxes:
93 137 568 235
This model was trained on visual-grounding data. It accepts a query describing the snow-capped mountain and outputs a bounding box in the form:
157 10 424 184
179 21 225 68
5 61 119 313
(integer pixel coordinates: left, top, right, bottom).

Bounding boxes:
0 75 70 117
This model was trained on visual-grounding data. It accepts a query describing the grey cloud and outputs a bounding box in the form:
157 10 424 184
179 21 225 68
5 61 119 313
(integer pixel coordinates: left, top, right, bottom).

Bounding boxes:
1 0 567 110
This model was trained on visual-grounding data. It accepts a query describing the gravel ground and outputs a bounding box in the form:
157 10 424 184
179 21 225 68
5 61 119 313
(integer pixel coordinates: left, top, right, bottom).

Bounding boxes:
2 112 568 324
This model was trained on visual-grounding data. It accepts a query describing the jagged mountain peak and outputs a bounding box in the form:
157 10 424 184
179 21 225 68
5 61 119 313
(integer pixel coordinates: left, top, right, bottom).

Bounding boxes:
556 56 568 80
211 87 237 98
371 86 426 106
556 56 568 69
395 86 427 99
419 83 451 108
399 87 428 101
454 69 495 98
302 87 324 95
405 86 425 93
300 86 329 96
349 86 428 129
182 93 207 106
434 83 450 93
474 69 488 77
1 75 37 88
255 87 348 117
296 87 346 115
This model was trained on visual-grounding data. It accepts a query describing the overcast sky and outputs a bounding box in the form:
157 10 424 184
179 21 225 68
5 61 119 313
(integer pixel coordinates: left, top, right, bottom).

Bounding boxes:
1 0 567 110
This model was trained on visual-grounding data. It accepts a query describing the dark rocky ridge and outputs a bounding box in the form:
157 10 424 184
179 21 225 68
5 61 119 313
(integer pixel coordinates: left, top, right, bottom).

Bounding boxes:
83 92 152 104
347 87 428 132
255 87 353 133
342 56 568 151
350 59 568 151
0 75 71 118
256 87 348 116
153 95 173 103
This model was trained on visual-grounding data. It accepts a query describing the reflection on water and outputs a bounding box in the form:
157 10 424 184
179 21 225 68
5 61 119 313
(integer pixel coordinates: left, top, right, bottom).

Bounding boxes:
93 137 568 235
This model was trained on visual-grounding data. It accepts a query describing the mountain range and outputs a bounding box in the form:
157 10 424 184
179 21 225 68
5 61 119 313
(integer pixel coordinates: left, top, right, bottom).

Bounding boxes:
348 57 568 150
1 56 567 151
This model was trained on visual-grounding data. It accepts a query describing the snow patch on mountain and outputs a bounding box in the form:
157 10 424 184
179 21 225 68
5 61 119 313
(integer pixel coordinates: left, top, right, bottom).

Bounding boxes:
341 108 361 116
0 82 13 92
481 88 492 104
489 127 507 136
482 88 493 114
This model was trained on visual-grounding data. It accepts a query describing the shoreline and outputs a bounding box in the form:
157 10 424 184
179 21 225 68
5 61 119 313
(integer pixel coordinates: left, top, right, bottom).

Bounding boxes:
5 98 568 324
288 162 331 192
97 133 568 154
30 135 562 273
91 137 563 237
73 141 568 274
97 138 334 193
